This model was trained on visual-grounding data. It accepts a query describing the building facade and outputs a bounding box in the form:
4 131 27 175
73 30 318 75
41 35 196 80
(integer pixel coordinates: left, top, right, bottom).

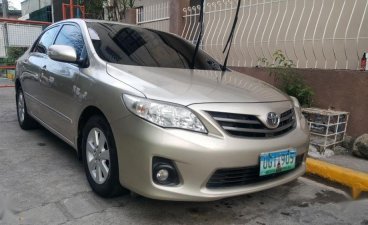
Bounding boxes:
0 0 22 19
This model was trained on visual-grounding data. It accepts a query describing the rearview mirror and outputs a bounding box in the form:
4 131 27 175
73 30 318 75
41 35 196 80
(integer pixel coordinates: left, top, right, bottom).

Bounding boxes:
48 45 77 63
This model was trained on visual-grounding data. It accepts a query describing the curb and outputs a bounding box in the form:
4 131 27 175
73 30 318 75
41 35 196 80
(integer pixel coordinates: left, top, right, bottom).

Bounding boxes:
306 158 368 199
0 85 15 88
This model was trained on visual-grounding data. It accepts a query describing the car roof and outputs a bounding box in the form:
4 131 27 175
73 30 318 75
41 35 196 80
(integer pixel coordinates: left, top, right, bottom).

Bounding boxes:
53 18 133 27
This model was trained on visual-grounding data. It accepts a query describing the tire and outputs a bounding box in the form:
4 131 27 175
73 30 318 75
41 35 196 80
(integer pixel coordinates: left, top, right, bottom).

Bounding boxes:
16 87 38 130
82 115 126 197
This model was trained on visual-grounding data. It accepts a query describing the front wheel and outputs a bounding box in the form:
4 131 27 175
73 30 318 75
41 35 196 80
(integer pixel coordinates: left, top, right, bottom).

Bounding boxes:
82 115 126 197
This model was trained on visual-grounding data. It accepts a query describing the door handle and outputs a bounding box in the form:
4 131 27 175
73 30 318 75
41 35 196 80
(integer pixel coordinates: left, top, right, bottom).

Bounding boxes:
49 76 55 85
39 66 46 83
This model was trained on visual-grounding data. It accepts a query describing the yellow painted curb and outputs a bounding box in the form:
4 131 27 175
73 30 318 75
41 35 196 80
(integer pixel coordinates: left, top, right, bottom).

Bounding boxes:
306 158 368 199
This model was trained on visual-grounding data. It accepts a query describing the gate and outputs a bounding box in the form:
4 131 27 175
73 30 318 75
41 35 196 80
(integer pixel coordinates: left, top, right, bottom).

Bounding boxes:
182 0 368 70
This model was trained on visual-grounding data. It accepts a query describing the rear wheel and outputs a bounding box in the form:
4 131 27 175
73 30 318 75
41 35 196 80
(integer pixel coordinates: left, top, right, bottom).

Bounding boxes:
82 115 126 197
16 87 38 130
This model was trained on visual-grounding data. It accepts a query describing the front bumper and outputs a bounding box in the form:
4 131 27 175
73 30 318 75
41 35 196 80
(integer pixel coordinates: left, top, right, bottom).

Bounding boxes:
111 108 309 201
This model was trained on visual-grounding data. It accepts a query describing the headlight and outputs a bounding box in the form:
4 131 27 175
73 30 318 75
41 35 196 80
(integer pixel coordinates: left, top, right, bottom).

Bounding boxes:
290 96 302 118
123 94 207 133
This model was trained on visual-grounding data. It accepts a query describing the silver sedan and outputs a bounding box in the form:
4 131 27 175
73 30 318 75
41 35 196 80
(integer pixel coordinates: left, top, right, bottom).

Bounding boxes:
15 19 309 201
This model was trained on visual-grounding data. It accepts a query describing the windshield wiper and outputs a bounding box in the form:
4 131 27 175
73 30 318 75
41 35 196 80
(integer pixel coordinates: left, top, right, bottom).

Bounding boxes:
222 0 242 71
190 0 205 69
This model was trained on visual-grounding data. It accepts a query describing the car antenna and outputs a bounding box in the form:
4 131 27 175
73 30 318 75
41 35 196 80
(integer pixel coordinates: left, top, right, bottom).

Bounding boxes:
222 0 242 71
190 0 205 69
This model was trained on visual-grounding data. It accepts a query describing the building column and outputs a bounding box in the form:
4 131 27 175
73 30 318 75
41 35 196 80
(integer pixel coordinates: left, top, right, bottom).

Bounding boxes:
123 8 137 25
169 0 189 35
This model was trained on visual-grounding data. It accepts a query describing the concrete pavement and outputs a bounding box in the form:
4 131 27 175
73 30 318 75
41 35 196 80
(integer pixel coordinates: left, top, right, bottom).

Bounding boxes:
1 80 368 225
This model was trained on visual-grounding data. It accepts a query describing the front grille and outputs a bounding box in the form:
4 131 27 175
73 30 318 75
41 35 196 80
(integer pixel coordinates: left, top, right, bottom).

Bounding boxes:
206 154 304 188
207 109 296 138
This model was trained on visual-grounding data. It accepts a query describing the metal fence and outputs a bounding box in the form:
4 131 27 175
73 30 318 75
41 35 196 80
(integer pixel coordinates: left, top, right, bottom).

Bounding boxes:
182 0 368 70
0 19 50 58
136 0 170 32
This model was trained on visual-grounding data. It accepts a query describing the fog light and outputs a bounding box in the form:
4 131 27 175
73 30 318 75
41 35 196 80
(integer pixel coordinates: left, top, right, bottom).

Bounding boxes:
152 157 180 186
156 169 169 182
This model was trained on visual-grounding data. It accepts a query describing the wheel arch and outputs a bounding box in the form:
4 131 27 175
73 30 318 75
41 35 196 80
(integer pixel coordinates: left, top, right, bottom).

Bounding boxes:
77 106 108 160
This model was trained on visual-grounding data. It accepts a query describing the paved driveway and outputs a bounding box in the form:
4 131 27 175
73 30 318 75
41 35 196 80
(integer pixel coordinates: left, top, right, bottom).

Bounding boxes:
0 80 367 225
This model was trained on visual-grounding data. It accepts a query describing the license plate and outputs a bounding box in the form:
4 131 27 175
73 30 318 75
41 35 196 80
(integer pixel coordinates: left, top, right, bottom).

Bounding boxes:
259 149 296 176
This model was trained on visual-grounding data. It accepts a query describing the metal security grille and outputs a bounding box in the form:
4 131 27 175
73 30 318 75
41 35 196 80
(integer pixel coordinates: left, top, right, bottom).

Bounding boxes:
182 0 368 70
207 108 295 138
136 0 170 32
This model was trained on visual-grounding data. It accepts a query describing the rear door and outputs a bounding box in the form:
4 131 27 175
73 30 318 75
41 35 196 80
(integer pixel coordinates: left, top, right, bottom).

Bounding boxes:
22 25 60 119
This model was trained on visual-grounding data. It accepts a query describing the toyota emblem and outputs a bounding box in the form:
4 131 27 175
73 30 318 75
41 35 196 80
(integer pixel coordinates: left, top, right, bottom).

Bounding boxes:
267 112 280 128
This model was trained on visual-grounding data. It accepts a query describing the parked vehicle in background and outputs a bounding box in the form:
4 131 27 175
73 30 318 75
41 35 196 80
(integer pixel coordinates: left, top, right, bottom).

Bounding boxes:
15 19 309 201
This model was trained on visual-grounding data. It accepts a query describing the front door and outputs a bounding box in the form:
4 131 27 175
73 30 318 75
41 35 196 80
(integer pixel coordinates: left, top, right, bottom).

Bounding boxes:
39 24 87 143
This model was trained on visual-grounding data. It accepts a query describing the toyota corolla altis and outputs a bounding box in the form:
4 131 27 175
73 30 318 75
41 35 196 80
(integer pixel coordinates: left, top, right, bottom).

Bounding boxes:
15 19 309 201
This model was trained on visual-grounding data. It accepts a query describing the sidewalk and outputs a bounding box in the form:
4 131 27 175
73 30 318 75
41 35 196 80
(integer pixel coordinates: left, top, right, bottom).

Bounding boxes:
322 154 368 173
0 77 15 87
306 152 368 199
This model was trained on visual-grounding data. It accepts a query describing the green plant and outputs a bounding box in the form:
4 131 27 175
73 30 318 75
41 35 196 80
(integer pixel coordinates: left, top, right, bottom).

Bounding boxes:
128 0 135 8
259 50 314 107
85 0 105 19
102 0 136 21
0 47 28 66
7 47 28 63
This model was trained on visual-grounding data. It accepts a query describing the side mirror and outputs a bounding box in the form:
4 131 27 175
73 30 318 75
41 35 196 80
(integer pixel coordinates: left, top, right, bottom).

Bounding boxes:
48 45 77 63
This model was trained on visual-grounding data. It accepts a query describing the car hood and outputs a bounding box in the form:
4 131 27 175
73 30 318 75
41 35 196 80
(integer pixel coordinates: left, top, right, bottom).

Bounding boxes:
107 64 290 105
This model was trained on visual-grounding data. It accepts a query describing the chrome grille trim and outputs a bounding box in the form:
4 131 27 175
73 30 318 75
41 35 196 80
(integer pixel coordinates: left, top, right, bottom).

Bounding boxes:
212 117 261 125
222 122 294 134
207 109 296 138
280 112 293 122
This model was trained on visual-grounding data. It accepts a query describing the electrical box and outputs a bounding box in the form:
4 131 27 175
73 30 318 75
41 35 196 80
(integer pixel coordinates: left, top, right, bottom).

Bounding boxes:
302 108 349 152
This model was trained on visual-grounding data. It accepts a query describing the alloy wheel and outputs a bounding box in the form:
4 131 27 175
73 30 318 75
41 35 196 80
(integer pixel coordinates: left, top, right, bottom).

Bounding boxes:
86 128 111 184
18 92 25 123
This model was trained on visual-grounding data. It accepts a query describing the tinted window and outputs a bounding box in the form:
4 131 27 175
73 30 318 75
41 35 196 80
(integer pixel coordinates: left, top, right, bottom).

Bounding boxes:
34 26 59 54
86 22 222 70
54 25 85 59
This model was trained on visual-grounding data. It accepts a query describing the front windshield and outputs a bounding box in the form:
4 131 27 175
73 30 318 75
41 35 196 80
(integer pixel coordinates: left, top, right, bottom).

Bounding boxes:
86 22 222 71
